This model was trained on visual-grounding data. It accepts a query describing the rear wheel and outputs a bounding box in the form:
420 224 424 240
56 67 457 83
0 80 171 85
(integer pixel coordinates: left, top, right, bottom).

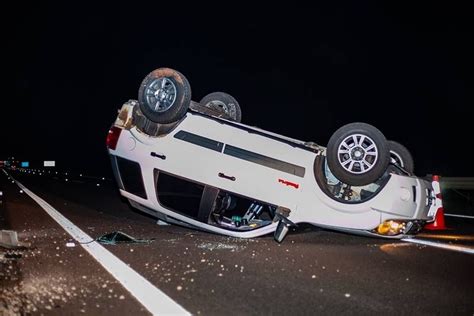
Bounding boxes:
200 92 242 122
138 68 191 124
327 122 390 186
388 140 414 174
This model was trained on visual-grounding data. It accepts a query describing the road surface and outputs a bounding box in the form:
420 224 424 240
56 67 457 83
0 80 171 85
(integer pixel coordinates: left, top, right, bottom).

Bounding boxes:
1 169 473 315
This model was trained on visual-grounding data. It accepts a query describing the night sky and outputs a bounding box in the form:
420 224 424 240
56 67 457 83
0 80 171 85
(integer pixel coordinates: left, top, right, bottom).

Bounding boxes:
3 2 473 177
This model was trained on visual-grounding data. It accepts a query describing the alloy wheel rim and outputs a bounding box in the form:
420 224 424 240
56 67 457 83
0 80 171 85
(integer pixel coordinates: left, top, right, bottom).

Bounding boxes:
337 134 379 174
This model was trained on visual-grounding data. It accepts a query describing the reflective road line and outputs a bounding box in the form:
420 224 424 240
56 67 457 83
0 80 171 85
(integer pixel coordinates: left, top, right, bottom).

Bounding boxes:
12 176 191 315
444 213 474 219
403 238 474 255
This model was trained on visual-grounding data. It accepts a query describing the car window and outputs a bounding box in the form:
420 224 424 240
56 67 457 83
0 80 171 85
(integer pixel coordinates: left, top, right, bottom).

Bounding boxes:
174 130 224 152
115 156 147 199
156 172 204 219
323 158 383 202
313 156 392 204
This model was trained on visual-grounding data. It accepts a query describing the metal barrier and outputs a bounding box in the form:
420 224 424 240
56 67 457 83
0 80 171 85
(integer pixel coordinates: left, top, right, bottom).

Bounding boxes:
440 177 474 216
441 177 474 190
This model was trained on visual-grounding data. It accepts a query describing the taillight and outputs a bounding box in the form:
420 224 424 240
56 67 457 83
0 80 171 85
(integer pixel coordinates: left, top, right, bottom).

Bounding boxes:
106 126 122 150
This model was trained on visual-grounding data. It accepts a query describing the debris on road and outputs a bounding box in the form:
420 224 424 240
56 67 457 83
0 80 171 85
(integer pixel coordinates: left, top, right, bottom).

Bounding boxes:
157 220 170 226
0 230 30 249
96 231 153 245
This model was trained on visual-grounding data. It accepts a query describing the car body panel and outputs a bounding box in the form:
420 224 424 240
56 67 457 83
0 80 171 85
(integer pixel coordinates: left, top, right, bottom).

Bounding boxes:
108 101 438 240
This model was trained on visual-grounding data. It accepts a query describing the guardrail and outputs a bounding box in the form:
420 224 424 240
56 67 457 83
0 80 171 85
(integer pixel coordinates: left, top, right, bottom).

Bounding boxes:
440 177 474 190
440 177 473 215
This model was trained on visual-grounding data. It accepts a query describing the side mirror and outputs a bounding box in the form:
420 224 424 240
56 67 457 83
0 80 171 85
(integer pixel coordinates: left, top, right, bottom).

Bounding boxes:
274 219 291 243
272 207 296 243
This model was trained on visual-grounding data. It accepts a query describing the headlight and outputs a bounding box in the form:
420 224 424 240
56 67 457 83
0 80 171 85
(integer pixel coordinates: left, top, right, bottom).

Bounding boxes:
375 220 407 236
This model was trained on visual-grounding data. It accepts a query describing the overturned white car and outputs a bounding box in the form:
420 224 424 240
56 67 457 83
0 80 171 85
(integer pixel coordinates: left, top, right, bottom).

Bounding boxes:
106 68 441 242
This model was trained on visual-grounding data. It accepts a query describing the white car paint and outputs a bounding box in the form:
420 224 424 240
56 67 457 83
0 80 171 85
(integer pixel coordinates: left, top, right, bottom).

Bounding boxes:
108 101 439 239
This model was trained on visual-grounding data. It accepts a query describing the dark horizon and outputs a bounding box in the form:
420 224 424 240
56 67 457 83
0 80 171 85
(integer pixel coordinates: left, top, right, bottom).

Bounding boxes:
2 2 473 177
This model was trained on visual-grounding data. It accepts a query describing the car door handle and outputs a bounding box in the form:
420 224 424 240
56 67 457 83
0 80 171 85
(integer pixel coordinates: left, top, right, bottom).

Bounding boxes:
218 172 236 181
151 152 166 160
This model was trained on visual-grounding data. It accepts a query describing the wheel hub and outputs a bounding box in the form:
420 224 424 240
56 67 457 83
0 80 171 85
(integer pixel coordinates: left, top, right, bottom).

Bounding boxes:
337 134 379 175
144 77 177 113
205 100 238 119
207 100 229 113
156 89 167 101
351 147 365 160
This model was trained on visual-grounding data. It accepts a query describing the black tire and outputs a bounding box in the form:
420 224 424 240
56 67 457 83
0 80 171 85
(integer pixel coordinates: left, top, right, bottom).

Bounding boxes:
199 92 242 122
138 68 191 124
327 122 390 186
388 140 414 175
132 103 179 137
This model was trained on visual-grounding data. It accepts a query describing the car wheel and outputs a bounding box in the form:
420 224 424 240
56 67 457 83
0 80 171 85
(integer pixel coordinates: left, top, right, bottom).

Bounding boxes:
199 92 242 122
138 68 191 124
388 140 414 175
327 122 390 186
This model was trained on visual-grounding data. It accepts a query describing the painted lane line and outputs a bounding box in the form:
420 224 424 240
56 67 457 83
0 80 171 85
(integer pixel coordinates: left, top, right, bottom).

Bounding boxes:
444 213 474 219
403 238 474 255
13 177 190 316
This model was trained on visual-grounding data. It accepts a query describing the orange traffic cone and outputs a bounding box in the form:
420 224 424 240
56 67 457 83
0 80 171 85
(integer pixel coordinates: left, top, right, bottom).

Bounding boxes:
424 175 447 230
424 206 447 230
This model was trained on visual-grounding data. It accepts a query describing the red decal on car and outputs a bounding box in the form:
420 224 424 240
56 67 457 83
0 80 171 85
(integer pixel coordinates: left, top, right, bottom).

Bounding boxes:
278 179 299 189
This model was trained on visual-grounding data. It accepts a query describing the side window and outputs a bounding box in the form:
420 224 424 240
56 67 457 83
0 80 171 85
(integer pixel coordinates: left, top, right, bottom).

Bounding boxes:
174 130 224 152
115 156 147 199
156 172 204 219
314 156 389 204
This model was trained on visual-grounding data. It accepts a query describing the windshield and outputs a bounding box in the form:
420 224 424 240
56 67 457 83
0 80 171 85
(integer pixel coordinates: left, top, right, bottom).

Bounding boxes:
315 156 396 204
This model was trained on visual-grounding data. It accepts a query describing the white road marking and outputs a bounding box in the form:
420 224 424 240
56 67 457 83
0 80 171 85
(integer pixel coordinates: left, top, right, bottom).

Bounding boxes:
403 238 474 255
12 176 191 315
444 213 474 219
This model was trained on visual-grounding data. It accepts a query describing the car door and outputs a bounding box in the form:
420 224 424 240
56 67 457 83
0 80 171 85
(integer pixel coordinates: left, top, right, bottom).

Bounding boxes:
216 128 305 212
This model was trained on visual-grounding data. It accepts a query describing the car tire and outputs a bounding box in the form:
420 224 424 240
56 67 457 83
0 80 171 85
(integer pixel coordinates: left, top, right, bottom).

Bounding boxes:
132 104 180 137
388 140 414 175
327 122 390 186
138 68 191 124
199 92 242 122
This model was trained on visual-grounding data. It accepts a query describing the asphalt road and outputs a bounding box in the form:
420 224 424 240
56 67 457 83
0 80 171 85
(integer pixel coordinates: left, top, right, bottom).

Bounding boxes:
1 169 473 315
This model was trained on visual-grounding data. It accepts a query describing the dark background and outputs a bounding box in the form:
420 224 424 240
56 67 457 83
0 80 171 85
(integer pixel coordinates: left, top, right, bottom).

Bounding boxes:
2 2 473 177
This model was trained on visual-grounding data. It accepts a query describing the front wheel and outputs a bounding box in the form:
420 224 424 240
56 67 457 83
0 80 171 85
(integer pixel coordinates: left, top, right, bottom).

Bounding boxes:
327 122 390 186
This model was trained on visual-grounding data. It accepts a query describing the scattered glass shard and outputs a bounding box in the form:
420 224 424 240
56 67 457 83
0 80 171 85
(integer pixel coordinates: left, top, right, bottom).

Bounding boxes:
96 231 153 245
